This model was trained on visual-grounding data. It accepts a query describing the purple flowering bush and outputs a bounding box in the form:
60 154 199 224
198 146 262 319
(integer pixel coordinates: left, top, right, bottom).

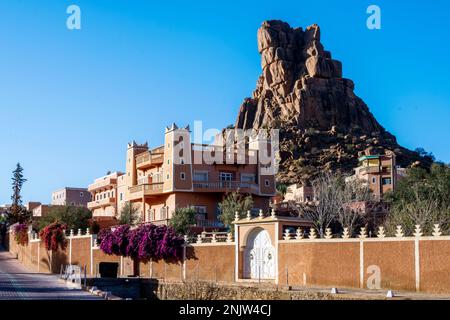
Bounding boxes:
99 223 184 262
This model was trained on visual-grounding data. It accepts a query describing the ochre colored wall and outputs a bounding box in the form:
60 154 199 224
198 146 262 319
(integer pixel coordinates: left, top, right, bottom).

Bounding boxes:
185 244 235 282
419 240 450 293
279 241 360 288
92 249 121 276
7 230 450 294
363 241 415 291
70 237 92 272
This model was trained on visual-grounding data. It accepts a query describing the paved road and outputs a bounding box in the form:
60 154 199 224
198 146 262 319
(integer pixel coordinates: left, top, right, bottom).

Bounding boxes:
0 248 102 300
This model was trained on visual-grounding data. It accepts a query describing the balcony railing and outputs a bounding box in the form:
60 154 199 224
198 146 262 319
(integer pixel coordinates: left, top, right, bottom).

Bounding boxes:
195 219 225 228
193 180 259 193
358 166 381 175
136 151 164 168
129 182 164 195
87 197 116 209
137 174 163 186
88 178 117 192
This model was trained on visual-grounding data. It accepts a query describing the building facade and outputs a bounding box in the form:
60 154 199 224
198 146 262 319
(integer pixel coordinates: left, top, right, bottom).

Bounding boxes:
31 204 52 218
349 150 402 200
87 172 124 219
88 124 277 229
284 184 314 203
52 187 91 207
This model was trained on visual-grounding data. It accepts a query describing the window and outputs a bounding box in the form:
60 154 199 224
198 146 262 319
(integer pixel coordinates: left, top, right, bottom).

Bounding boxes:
372 177 377 184
120 193 123 201
193 171 208 182
167 159 170 165
192 206 207 220
382 178 392 185
241 173 256 183
219 172 233 181
180 172 186 180
80 192 84 198
70 202 75 206
265 179 270 187
160 207 168 220
166 174 170 180
150 209 155 221
191 205 207 214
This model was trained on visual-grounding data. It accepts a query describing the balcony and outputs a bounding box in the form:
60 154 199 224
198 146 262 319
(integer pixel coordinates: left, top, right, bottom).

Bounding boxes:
137 174 163 186
87 197 116 210
136 151 164 169
88 177 117 192
128 183 164 200
358 166 380 175
193 180 259 194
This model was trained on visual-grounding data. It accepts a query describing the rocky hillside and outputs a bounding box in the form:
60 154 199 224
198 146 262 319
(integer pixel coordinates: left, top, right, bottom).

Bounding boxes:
235 20 430 184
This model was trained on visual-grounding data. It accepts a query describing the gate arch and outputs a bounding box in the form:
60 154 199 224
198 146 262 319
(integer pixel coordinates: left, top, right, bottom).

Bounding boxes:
243 228 275 280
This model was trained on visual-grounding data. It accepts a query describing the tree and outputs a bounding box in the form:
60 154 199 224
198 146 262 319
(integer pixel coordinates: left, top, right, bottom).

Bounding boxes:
169 207 197 235
37 205 92 231
8 163 30 224
276 183 288 197
218 192 253 233
118 202 140 226
299 172 373 237
385 163 450 235
301 172 344 237
415 147 436 162
338 178 374 235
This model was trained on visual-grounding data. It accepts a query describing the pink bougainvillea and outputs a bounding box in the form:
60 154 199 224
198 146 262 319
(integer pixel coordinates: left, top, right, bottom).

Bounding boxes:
39 222 68 252
99 223 184 261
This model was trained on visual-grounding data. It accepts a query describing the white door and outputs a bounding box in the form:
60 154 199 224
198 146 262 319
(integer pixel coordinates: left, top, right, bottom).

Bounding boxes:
244 229 275 280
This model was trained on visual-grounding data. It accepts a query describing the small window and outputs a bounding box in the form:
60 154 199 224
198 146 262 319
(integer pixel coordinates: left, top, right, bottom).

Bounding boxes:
180 159 185 165
382 178 392 185
180 172 186 180
120 193 123 201
167 159 170 165
372 177 377 184
265 179 270 187
80 192 84 198
166 174 170 180
70 202 75 206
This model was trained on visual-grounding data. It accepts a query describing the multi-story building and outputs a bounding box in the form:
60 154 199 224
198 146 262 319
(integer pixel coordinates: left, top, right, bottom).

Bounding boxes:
284 184 314 203
88 123 277 229
52 187 91 207
25 202 42 212
31 204 52 218
87 172 124 220
349 150 402 200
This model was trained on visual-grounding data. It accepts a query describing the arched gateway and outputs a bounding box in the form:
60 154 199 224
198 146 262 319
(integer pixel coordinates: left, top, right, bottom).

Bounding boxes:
244 228 275 280
234 213 313 283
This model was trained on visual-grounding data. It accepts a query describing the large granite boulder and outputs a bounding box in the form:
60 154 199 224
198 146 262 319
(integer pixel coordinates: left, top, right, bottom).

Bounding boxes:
234 20 431 183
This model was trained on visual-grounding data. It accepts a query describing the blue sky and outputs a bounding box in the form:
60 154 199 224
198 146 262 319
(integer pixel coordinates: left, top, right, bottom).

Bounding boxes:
0 0 449 204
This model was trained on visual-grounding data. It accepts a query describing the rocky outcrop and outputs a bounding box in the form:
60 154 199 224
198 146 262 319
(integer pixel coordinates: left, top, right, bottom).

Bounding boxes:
235 20 431 183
